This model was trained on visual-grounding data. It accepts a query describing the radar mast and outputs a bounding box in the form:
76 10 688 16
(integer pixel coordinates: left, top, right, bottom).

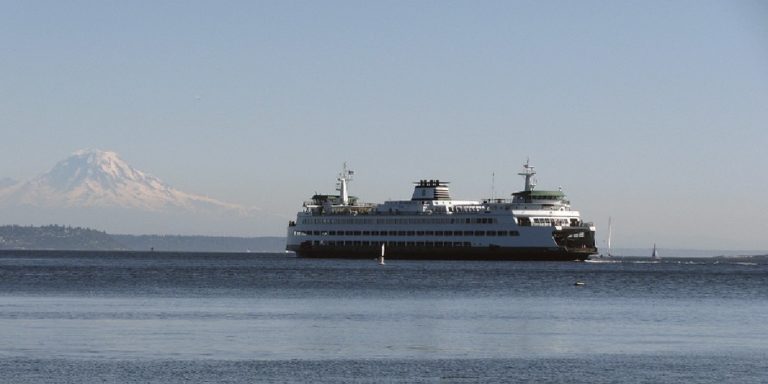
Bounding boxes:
336 162 354 205
518 159 537 191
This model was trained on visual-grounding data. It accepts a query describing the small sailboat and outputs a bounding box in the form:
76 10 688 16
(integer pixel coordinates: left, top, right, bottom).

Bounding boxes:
605 217 613 258
651 243 660 260
597 217 613 259
379 243 386 265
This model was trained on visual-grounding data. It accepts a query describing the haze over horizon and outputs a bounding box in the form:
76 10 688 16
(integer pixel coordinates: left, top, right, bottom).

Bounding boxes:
2 1 766 250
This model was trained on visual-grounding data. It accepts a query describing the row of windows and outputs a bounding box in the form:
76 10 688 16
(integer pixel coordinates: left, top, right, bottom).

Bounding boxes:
532 218 570 225
300 217 498 225
311 240 473 248
294 230 520 237
518 217 579 227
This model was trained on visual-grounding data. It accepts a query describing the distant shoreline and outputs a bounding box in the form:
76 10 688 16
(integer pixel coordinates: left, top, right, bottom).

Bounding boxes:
0 224 286 253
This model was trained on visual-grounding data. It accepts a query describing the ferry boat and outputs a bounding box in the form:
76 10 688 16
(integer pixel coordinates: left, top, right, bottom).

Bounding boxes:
286 162 597 261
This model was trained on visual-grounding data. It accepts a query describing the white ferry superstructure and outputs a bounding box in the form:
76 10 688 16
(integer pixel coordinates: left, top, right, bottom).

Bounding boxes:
286 162 597 261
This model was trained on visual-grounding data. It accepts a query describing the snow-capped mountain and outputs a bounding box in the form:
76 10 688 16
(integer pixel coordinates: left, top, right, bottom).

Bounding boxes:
0 149 246 212
0 150 274 236
0 177 17 189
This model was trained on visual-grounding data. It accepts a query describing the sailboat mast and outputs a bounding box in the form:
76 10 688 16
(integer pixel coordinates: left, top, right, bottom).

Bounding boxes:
607 217 612 256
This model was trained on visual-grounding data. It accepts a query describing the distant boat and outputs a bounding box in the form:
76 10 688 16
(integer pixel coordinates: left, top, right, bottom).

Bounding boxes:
607 217 612 257
598 217 613 258
651 243 660 260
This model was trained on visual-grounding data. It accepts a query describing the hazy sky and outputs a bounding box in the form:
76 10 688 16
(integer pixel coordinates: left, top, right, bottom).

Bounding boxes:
1 1 767 249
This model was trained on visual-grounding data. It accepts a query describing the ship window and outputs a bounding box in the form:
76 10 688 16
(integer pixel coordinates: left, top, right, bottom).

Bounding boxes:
435 242 444 247
435 231 444 236
487 231 496 236
389 231 397 236
354 241 361 246
510 231 520 236
416 242 425 246
453 242 463 247
475 231 485 236
363 231 370 236
407 242 415 246
426 242 434 247
464 242 471 247
363 241 370 246
329 231 336 236
397 242 405 246
416 231 425 236
466 218 471 224
398 231 406 236
425 231 434 236
498 230 508 236
354 231 362 236
407 231 415 236
464 231 473 236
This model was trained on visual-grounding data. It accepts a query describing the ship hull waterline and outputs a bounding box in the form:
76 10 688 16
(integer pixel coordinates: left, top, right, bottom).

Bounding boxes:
289 244 595 261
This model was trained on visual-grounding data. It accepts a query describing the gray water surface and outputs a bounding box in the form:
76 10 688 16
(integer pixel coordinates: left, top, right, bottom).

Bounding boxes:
1 251 766 382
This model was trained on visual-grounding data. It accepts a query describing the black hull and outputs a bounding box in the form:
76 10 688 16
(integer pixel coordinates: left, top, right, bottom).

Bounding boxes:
290 245 595 261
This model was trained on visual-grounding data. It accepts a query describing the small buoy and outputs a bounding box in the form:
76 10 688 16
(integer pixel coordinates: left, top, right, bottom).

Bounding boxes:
574 281 585 286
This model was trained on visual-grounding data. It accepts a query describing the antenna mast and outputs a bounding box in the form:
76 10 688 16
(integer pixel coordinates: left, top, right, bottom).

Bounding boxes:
518 158 537 191
491 172 496 200
337 162 354 205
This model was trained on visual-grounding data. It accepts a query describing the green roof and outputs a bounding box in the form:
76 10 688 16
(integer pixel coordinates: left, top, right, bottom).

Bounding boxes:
513 190 565 199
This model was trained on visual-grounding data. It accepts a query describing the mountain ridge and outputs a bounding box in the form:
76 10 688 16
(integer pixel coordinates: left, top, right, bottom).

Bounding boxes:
0 149 273 236
0 149 250 213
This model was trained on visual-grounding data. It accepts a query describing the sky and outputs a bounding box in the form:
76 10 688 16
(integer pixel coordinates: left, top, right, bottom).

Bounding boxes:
1 1 767 250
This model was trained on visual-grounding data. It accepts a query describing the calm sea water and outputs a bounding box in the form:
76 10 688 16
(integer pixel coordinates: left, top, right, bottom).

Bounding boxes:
1 250 766 383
